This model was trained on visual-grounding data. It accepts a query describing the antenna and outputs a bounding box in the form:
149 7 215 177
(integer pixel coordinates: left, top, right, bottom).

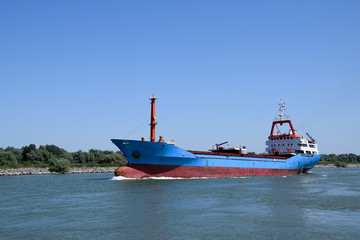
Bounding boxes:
277 99 289 120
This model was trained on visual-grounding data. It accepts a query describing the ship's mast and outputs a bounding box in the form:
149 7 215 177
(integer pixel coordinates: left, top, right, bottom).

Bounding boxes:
278 99 286 121
269 100 299 138
149 94 157 142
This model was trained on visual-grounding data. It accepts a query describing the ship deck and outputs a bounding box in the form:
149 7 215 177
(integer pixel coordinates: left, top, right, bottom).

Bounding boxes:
187 150 290 159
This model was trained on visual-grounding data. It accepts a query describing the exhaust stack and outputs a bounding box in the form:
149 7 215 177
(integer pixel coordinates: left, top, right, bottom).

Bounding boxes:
149 94 157 142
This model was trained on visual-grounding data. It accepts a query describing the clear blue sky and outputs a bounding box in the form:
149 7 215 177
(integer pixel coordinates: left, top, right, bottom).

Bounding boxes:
1 0 359 154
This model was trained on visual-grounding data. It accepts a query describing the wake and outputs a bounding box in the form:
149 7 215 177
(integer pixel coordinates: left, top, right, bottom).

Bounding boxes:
111 176 247 181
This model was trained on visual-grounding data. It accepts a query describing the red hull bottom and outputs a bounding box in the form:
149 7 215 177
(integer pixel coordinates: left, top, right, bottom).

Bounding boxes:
114 164 309 178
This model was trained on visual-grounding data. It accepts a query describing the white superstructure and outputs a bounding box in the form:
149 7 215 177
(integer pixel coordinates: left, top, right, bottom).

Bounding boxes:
265 100 319 156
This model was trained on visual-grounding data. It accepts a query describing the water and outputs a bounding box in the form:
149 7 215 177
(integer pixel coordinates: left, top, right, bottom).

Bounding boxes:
1 168 359 240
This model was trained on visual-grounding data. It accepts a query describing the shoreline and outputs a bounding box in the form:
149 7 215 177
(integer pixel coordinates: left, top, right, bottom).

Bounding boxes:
0 167 117 176
1 164 360 176
314 164 360 168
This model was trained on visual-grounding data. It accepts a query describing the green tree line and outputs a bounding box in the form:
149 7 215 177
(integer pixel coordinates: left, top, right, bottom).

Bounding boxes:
319 153 360 167
0 144 128 172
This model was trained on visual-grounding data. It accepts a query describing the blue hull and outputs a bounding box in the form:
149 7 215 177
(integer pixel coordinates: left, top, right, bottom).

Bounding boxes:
111 139 321 178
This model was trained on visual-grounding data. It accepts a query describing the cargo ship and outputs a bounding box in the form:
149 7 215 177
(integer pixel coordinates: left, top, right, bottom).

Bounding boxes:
112 95 320 178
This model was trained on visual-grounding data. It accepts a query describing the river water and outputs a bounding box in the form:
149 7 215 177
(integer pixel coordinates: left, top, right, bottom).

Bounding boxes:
1 168 359 240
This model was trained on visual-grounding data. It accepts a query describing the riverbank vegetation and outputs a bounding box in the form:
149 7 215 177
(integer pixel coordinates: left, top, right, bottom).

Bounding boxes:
319 154 360 167
0 144 127 173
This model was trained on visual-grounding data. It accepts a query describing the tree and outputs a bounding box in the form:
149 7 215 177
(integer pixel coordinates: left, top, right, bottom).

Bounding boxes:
89 149 105 163
21 144 37 162
45 145 72 161
38 147 53 164
72 150 87 163
0 152 18 168
348 153 357 163
5 147 22 163
25 150 45 165
49 158 70 174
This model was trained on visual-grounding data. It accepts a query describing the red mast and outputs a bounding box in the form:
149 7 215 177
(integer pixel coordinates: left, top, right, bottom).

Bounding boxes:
268 100 301 139
149 94 157 142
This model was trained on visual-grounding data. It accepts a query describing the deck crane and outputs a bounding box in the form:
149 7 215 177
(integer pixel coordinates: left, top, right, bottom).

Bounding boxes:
306 133 316 143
